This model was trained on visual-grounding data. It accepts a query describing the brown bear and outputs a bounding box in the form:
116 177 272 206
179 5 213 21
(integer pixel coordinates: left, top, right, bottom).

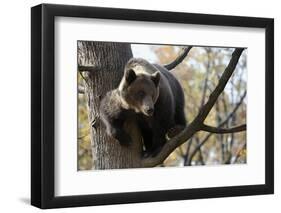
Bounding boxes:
100 58 186 156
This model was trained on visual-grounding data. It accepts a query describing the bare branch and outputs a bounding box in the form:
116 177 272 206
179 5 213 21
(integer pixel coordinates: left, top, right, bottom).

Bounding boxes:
141 48 245 167
187 90 247 165
183 138 193 165
184 49 211 165
232 143 246 163
221 91 247 127
193 48 244 123
201 124 246 134
164 46 193 70
200 48 211 107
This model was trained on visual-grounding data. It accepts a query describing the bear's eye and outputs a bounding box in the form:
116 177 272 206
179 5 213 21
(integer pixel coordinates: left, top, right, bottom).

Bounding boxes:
136 91 145 99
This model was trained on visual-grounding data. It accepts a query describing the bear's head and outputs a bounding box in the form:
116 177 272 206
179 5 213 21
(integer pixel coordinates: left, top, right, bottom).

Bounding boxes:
118 59 160 117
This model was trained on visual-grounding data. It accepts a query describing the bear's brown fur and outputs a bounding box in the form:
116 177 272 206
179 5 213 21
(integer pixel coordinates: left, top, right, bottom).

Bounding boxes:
100 58 186 156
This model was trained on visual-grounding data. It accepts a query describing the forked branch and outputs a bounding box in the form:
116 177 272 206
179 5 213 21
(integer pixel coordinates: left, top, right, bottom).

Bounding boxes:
141 48 245 167
187 90 247 165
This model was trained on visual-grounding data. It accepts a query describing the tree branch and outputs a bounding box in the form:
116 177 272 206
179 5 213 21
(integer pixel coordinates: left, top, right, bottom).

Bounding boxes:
187 49 211 165
199 49 211 108
78 65 98 72
187 91 247 165
141 48 245 167
201 124 246 134
232 143 246 163
164 46 193 70
221 91 247 127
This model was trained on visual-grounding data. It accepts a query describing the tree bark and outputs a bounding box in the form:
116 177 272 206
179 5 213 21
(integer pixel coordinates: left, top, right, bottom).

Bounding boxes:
78 41 143 169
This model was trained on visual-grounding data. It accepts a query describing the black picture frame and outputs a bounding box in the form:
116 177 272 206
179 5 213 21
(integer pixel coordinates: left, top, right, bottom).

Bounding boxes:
31 3 274 209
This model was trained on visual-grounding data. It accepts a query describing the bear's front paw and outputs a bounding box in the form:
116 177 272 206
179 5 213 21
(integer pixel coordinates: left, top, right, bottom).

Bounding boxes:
166 125 185 140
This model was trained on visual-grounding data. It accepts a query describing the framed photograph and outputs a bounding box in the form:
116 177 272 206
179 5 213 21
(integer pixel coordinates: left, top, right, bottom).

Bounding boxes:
31 3 274 209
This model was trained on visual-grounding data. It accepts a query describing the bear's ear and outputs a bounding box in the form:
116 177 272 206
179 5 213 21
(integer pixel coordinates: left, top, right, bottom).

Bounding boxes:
125 69 136 85
151 71 160 87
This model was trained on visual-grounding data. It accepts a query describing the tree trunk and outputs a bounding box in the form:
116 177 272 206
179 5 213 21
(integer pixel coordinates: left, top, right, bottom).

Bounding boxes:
78 41 143 169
